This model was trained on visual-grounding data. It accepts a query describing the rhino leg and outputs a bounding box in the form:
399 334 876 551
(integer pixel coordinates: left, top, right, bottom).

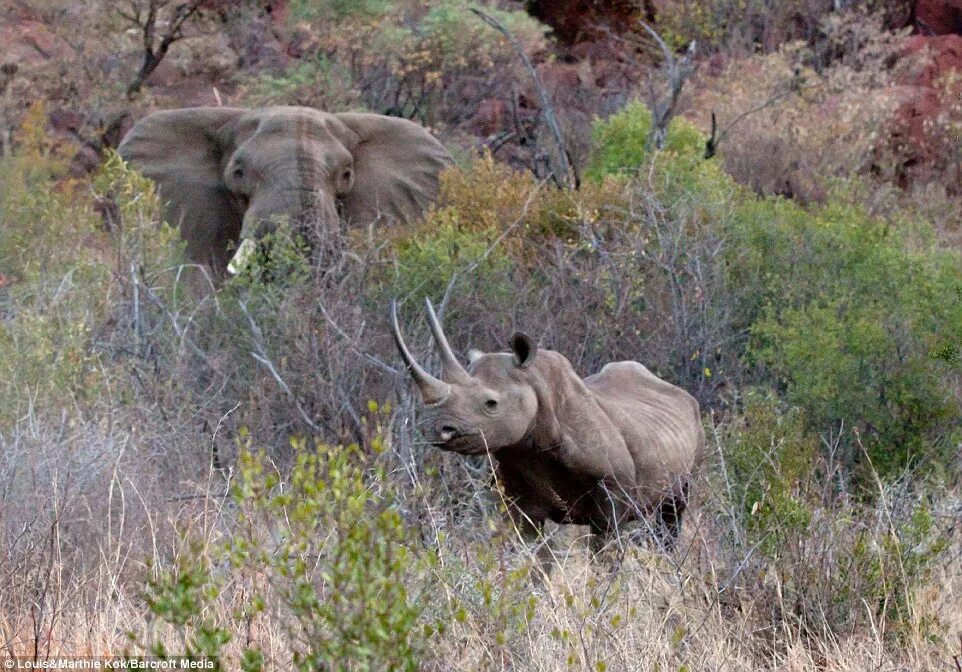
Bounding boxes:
654 484 689 551
503 503 555 579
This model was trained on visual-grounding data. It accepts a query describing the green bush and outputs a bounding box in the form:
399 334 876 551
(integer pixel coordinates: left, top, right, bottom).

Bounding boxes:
143 424 433 671
745 200 962 480
389 208 514 307
588 102 962 482
0 142 183 424
586 102 705 181
719 392 819 556
421 0 548 68
259 1 548 120
717 393 951 639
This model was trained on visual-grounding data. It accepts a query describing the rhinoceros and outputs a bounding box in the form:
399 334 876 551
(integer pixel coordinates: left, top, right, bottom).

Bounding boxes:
390 298 704 552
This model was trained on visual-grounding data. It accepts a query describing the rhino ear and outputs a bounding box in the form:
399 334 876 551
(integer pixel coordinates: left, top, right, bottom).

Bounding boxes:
509 332 536 368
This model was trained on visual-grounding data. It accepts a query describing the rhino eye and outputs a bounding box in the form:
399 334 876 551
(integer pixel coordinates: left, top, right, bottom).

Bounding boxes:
485 399 498 409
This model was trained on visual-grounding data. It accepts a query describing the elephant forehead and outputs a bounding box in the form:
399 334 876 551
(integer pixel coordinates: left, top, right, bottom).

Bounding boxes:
247 107 350 142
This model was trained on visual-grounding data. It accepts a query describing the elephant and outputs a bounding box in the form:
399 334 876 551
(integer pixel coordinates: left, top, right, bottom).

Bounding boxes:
118 106 454 273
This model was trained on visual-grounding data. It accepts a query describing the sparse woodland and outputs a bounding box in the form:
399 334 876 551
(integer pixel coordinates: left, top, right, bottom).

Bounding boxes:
1 1 962 670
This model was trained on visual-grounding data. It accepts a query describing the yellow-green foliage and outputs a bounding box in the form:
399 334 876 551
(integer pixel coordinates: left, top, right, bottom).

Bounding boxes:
227 430 428 670
142 418 540 671
718 393 950 637
387 154 626 305
586 102 705 181
0 131 104 420
438 155 626 243
0 129 182 425
588 102 962 482
720 392 820 555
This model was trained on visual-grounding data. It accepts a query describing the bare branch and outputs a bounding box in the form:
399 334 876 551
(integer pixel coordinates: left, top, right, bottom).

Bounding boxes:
470 7 577 190
122 0 207 98
639 20 696 151
704 69 806 159
239 300 321 433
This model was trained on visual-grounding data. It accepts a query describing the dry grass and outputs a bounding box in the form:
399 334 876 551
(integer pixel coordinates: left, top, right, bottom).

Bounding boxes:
2 437 960 672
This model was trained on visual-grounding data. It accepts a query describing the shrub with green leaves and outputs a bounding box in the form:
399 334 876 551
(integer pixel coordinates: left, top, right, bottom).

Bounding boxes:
744 198 962 480
586 102 705 180
389 208 514 307
718 392 819 556
588 102 962 483
715 393 951 639
143 424 434 671
0 143 185 424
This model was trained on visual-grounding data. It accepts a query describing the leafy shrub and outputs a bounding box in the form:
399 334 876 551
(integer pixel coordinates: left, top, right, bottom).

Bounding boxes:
420 0 547 71
588 101 962 482
745 198 962 480
0 133 184 424
715 394 952 639
585 102 704 181
390 210 513 307
144 424 433 671
718 392 820 556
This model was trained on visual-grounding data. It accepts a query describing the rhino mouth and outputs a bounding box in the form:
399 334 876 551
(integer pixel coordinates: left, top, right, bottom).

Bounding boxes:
432 432 487 455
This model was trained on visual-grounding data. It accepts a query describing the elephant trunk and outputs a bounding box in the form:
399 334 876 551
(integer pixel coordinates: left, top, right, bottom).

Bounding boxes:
230 186 340 274
241 185 340 241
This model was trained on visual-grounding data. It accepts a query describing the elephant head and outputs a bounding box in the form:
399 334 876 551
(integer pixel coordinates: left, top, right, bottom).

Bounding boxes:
118 106 453 272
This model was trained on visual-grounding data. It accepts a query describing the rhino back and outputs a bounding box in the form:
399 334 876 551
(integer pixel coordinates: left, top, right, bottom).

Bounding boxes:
584 361 703 499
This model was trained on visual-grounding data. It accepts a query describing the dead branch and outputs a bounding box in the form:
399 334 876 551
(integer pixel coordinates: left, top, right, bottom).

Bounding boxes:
122 0 207 99
704 68 805 159
238 300 321 433
639 20 696 151
470 7 577 190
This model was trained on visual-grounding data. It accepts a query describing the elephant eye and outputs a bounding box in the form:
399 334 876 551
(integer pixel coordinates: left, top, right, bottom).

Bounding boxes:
233 167 244 179
485 399 498 409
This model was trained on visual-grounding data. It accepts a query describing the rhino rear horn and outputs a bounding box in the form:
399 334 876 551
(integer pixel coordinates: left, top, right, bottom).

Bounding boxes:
424 297 471 383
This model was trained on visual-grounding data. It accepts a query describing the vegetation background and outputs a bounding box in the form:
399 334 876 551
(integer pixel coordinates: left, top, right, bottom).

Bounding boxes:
1 0 961 669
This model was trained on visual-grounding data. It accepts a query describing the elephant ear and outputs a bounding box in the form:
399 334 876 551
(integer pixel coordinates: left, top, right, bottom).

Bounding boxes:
118 107 247 270
334 113 453 226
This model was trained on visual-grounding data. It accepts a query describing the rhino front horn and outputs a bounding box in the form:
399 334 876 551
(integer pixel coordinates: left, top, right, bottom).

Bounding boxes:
390 299 451 405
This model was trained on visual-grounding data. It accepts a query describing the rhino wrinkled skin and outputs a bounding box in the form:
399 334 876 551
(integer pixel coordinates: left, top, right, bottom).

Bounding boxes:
392 299 705 552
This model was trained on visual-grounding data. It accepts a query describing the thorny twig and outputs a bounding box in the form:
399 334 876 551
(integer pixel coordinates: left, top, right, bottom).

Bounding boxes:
238 300 320 433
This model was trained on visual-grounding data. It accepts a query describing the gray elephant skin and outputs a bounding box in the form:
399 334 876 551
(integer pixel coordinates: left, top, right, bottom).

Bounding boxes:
118 106 453 272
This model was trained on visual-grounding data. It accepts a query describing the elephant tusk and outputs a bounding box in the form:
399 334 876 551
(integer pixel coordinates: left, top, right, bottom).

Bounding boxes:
227 238 257 275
